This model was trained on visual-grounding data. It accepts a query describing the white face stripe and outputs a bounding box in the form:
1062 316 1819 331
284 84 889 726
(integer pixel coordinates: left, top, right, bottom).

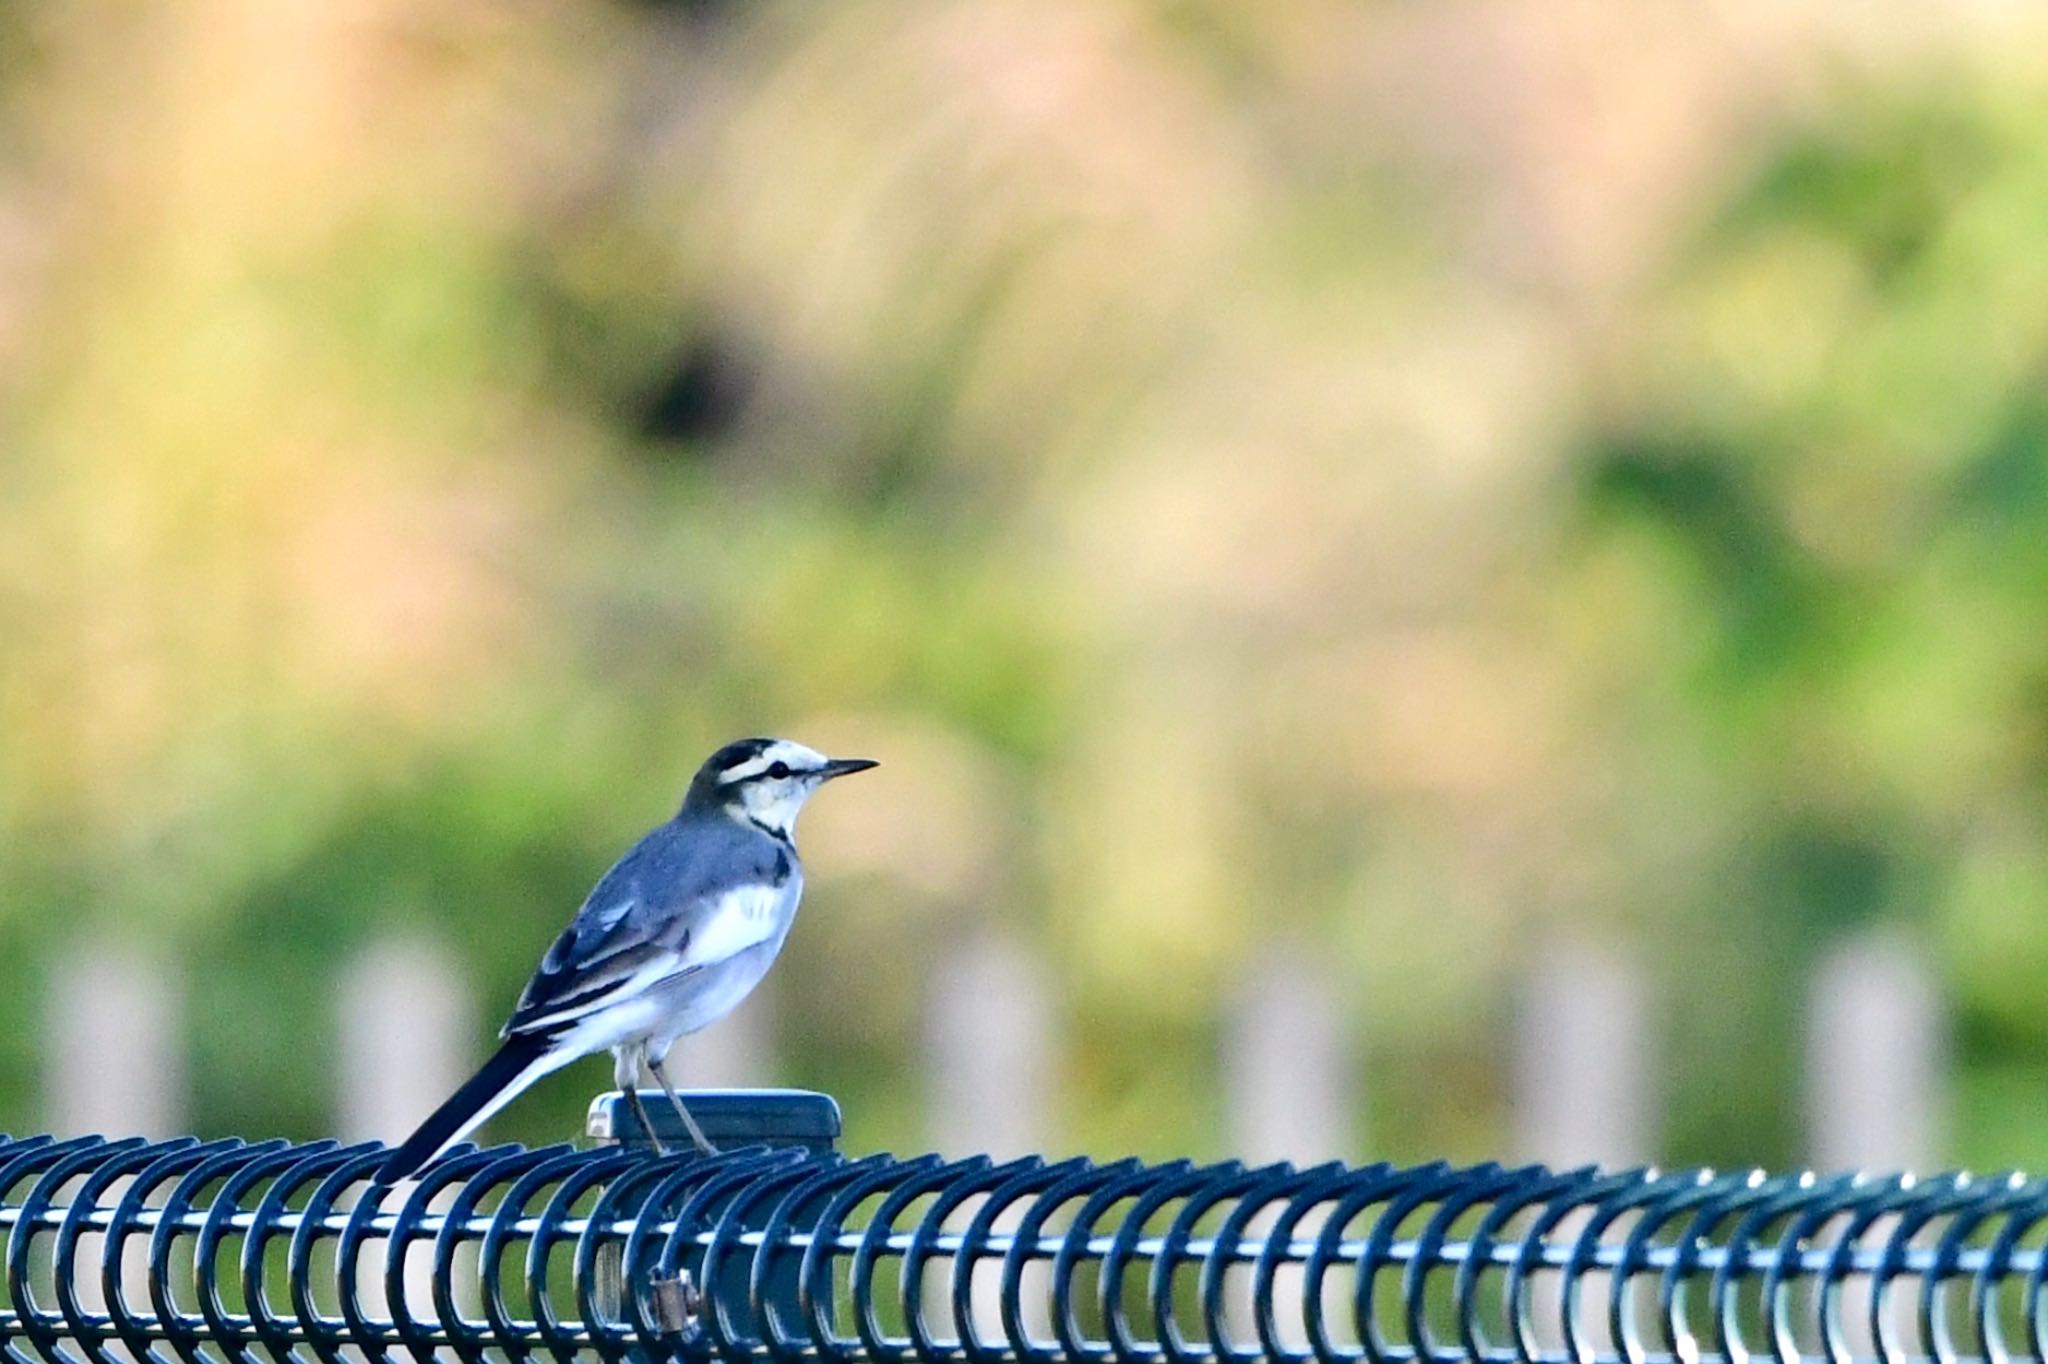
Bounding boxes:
716 740 828 785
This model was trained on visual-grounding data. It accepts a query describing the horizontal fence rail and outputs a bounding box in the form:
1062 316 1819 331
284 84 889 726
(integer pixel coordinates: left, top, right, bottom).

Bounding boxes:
0 1132 2040 1363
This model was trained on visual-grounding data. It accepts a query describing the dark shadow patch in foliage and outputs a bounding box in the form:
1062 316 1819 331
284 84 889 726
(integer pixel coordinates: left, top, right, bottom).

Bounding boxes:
612 0 741 25
1580 431 1829 680
1743 814 1911 943
636 333 757 449
1952 385 2048 532
1701 100 1998 288
520 256 762 460
1956 991 2048 1062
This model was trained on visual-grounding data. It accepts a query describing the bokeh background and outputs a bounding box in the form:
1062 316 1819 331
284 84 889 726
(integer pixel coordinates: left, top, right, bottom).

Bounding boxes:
3 0 2046 1173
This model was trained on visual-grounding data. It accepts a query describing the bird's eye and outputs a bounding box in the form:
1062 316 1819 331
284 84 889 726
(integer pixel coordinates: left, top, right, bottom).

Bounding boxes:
767 761 791 779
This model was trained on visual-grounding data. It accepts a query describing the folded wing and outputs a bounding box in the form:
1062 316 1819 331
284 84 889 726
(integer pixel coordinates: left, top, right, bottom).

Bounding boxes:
504 850 793 1040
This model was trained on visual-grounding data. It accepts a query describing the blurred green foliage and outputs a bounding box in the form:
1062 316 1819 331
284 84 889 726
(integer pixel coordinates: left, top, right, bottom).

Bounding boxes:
1 0 2046 1169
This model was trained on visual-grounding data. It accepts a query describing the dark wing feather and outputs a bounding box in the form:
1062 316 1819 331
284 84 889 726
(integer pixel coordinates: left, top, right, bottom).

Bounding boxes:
504 939 688 1037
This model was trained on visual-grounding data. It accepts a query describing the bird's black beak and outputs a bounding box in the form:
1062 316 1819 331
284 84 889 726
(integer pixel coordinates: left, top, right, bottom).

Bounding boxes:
818 757 879 780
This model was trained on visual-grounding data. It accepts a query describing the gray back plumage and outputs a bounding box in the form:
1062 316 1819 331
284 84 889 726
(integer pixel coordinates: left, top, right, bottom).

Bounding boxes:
503 810 796 1040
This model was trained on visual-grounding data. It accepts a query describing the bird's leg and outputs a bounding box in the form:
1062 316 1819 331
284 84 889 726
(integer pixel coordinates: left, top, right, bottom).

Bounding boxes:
647 1055 719 1156
624 1087 673 1156
616 1047 673 1156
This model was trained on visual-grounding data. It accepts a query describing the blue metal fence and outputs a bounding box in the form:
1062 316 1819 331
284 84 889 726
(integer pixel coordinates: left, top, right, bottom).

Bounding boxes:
0 1090 2033 1363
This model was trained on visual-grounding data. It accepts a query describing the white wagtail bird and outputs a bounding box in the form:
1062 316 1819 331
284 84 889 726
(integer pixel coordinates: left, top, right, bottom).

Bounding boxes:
374 737 876 1182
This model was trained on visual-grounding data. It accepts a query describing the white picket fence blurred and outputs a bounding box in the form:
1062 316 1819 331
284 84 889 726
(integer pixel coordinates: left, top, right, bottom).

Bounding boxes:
42 926 1946 1169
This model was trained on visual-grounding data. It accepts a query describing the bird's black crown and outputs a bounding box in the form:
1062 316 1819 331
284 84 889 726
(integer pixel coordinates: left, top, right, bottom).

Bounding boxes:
704 737 777 775
682 737 779 811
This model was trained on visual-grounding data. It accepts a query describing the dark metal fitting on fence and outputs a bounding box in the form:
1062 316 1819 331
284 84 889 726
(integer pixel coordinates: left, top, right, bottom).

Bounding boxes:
4 1091 2046 1364
647 1267 700 1333
587 1086 842 1152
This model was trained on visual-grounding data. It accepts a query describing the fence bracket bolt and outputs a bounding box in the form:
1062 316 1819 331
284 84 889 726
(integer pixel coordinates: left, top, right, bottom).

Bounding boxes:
649 1269 700 1332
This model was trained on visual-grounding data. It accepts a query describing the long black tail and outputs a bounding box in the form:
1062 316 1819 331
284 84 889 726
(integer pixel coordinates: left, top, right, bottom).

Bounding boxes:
374 1033 557 1183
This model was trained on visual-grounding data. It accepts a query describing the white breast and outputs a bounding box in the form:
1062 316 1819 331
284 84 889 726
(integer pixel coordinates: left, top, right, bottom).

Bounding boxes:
682 876 802 969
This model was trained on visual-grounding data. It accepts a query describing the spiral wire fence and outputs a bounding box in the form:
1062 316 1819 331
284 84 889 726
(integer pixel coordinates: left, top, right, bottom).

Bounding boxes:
0 1128 2043 1364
